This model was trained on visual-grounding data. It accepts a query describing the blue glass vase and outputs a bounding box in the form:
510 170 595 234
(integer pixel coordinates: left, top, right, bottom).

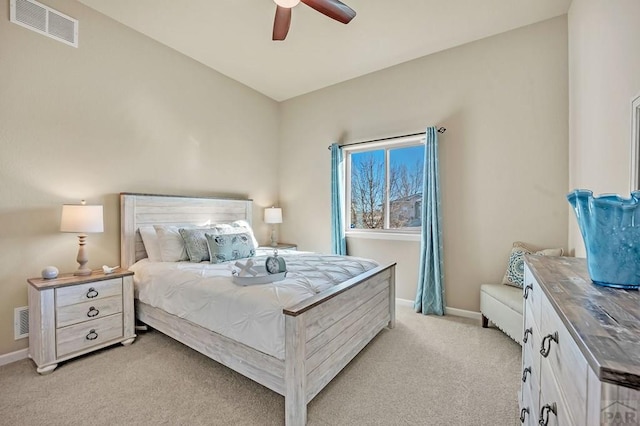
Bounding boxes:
567 189 640 289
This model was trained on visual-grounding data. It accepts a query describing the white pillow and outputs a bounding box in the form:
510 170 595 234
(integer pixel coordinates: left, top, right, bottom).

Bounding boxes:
154 225 189 262
139 226 162 262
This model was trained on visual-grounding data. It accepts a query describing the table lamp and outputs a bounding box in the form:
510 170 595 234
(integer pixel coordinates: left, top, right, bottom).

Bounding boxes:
264 207 282 247
60 200 104 276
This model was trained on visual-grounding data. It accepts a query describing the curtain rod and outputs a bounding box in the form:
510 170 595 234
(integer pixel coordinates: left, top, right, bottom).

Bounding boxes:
327 127 446 150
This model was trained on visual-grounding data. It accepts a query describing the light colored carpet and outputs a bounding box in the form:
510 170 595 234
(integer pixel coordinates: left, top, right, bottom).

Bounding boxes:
0 305 521 425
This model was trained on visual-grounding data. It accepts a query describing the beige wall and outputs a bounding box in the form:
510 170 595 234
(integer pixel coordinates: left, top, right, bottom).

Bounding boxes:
279 17 569 308
568 0 640 256
0 0 280 356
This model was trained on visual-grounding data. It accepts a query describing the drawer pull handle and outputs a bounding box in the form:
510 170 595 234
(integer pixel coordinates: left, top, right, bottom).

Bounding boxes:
540 332 559 358
538 402 557 426
86 329 98 341
520 407 529 423
86 287 99 299
87 306 99 317
522 366 531 383
523 327 533 344
523 284 533 299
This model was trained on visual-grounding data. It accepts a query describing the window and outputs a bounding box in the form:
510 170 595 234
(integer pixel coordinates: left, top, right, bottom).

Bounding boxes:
632 94 640 191
346 136 425 233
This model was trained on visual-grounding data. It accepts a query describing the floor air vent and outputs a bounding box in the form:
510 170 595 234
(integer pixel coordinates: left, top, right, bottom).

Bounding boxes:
14 306 29 340
10 0 78 47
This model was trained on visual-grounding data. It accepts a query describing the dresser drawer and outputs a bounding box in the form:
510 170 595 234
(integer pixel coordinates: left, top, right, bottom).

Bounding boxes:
539 361 575 426
56 313 123 358
56 295 123 328
523 302 541 379
56 278 122 307
540 294 588 426
519 381 537 426
523 264 540 327
521 340 539 414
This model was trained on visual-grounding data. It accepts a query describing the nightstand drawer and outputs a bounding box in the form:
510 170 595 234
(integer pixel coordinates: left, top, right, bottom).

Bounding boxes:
56 295 123 328
56 313 123 358
56 278 122 307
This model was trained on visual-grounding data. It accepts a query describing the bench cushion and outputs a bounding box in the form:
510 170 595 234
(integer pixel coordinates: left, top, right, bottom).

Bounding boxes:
480 284 523 314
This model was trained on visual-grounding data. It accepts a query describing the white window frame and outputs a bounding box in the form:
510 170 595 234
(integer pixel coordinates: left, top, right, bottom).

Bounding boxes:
631 93 640 192
344 134 424 241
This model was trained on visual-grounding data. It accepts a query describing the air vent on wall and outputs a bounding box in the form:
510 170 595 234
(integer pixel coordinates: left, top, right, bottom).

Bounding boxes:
14 306 29 340
10 0 78 48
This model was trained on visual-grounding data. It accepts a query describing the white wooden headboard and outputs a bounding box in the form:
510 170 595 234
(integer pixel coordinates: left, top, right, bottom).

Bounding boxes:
120 193 253 269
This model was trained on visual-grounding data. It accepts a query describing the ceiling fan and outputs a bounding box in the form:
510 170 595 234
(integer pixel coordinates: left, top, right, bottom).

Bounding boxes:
272 0 356 41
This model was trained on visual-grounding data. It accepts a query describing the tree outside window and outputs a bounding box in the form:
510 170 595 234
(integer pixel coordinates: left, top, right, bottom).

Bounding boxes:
348 143 425 231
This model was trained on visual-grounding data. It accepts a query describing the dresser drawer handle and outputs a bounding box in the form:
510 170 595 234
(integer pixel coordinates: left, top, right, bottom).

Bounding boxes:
523 327 533 344
538 402 557 426
520 407 529 423
522 366 531 383
540 332 558 358
87 306 99 318
523 284 533 299
86 329 98 340
86 287 99 299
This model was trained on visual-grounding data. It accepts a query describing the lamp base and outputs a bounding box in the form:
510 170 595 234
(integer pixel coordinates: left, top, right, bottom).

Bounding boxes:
74 234 92 276
74 268 92 276
270 227 278 247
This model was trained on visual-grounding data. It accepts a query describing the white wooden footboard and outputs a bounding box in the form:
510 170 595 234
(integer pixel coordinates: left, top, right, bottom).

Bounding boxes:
284 263 396 425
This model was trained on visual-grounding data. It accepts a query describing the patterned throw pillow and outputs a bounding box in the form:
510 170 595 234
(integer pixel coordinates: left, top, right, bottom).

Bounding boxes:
502 242 564 288
179 228 214 263
230 220 259 249
205 231 256 264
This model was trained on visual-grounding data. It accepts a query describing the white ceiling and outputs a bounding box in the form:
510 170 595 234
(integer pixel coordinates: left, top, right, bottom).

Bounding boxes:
77 0 571 101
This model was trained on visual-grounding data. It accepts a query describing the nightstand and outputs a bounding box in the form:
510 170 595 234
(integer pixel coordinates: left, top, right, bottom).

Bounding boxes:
258 243 297 250
27 269 136 374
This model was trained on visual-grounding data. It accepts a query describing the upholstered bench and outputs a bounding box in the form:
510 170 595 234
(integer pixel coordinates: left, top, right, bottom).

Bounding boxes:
480 284 523 345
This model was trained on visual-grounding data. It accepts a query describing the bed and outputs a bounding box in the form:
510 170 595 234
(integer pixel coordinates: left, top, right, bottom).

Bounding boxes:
120 193 396 425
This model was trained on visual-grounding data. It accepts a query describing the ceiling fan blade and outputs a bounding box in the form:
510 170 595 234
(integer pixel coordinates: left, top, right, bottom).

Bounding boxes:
273 6 292 41
301 0 356 24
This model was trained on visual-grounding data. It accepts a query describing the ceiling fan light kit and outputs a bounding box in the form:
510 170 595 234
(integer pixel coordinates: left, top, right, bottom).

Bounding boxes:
272 0 356 41
274 0 300 8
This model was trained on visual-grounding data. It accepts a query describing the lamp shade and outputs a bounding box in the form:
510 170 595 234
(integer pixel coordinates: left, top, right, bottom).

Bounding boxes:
60 204 104 233
264 207 283 224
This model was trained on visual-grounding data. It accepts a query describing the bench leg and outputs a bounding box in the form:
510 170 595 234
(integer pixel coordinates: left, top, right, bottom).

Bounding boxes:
481 314 489 328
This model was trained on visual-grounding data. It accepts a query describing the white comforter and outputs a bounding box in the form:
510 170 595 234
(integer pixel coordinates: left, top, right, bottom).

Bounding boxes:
129 250 378 360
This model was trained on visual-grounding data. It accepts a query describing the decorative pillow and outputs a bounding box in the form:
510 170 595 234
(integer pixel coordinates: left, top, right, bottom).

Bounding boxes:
139 226 162 262
205 231 256 264
231 220 259 249
502 242 564 288
179 228 216 263
154 225 190 262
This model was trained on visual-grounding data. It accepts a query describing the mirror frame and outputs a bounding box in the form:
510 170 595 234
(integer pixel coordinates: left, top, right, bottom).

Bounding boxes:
632 93 640 191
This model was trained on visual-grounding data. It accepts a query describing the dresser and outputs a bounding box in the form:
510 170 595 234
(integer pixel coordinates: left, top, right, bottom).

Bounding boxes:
519 256 640 425
27 269 136 374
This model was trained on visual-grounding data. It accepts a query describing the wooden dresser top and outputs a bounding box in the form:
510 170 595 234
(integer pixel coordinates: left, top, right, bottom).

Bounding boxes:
525 255 640 390
27 269 133 290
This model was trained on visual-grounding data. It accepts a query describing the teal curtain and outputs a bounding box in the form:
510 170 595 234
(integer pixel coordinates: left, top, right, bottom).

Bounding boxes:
331 143 347 255
414 127 445 315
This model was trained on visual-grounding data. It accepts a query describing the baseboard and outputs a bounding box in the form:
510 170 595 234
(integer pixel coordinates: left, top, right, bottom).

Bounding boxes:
395 298 413 308
0 348 28 367
445 307 482 321
396 298 481 320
